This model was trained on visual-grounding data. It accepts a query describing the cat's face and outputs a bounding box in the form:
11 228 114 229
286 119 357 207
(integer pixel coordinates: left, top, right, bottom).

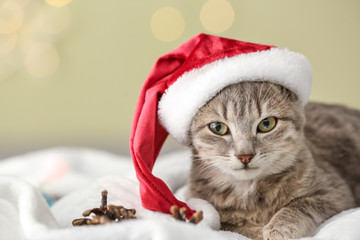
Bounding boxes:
190 82 305 182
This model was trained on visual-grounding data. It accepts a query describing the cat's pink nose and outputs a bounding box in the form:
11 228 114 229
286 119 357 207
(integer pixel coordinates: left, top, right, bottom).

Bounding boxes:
236 154 254 164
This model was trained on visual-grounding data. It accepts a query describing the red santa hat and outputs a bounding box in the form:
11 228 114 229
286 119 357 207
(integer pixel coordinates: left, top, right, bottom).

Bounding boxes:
129 33 312 218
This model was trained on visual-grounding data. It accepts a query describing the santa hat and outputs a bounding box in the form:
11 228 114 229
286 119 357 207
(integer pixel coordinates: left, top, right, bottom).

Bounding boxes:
130 33 312 218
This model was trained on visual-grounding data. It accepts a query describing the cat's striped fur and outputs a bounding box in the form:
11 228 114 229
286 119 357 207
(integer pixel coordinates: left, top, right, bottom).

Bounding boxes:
188 82 359 240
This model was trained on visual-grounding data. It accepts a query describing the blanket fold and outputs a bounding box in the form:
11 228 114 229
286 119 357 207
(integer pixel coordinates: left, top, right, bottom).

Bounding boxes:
0 148 359 240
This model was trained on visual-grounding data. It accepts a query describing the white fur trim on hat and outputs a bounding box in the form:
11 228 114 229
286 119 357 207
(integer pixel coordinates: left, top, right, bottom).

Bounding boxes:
158 47 312 145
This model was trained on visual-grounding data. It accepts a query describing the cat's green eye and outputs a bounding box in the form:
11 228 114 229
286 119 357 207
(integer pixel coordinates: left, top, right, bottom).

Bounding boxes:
209 122 229 135
257 117 277 133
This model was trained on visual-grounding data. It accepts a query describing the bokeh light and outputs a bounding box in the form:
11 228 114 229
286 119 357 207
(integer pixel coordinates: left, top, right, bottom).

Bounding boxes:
0 0 23 34
0 33 17 54
13 0 31 8
200 0 234 34
36 5 71 35
25 42 60 78
44 0 72 8
151 7 185 42
0 0 71 80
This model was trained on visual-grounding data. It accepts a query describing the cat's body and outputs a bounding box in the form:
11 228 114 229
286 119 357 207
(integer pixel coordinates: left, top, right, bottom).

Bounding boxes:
188 82 359 240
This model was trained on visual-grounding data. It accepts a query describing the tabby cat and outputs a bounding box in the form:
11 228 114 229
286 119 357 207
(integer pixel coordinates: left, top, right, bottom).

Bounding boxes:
188 81 359 240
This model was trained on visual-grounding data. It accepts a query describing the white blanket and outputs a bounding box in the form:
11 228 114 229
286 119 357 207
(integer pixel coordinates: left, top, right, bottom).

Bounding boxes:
0 148 359 240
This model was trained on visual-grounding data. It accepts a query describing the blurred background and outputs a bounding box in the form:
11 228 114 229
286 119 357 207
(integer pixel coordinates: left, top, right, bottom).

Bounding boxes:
0 0 359 159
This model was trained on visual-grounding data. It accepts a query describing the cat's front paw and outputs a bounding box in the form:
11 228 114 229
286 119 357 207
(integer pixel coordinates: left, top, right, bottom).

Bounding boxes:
262 224 298 240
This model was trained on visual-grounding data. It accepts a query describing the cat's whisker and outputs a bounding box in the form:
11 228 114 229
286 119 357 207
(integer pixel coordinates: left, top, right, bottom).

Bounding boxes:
198 164 222 177
192 160 216 174
260 84 273 101
192 153 230 162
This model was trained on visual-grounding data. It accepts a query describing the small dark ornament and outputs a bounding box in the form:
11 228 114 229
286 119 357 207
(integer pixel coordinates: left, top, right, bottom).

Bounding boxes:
72 189 203 226
72 190 136 226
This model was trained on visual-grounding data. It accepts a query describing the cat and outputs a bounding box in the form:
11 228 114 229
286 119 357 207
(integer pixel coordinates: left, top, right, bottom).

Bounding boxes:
188 81 359 240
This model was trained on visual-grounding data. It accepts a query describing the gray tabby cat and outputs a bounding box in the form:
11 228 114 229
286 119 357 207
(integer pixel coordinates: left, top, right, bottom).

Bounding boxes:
188 81 359 240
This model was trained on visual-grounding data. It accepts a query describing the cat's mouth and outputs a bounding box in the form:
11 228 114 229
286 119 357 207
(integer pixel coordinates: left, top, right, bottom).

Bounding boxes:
234 166 259 171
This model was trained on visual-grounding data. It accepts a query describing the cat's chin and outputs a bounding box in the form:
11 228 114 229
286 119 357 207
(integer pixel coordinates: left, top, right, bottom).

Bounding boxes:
228 167 263 181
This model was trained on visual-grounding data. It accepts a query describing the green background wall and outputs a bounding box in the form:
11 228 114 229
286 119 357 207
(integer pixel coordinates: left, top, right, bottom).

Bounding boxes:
0 0 359 158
